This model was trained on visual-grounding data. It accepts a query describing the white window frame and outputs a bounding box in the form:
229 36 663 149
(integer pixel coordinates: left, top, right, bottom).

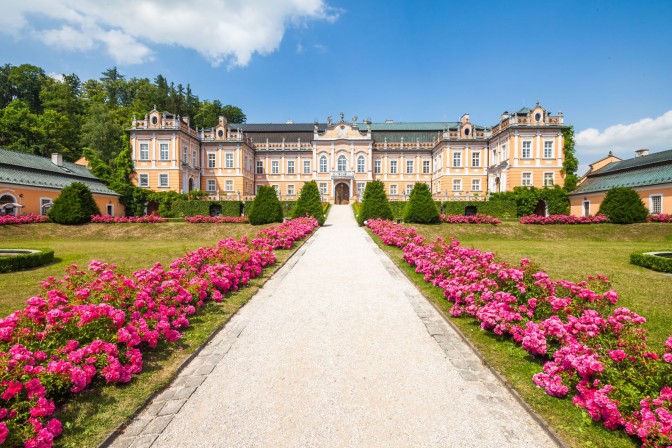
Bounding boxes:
471 179 481 191
207 153 216 168
337 155 347 172
106 204 114 216
158 173 169 188
256 160 264 174
521 172 532 186
582 200 591 217
544 141 554 158
287 160 295 174
453 179 462 191
501 144 507 160
389 184 398 196
192 150 197 167
543 172 554 187
139 143 149 161
453 152 462 168
139 173 149 188
255 184 262 194
406 160 414 174
319 156 328 173
319 182 328 195
374 160 382 174
287 184 295 196
650 194 663 214
40 198 52 216
357 182 365 196
206 179 216 192
471 152 480 167
357 156 366 173
225 180 234 192
271 184 280 197
159 143 169 161
390 160 398 174
405 184 414 196
422 160 430 174
182 146 187 163
225 153 234 169
303 160 311 174
522 141 532 159
271 160 279 174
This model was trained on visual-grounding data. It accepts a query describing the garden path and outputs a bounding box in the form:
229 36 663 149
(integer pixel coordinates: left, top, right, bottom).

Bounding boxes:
108 205 562 448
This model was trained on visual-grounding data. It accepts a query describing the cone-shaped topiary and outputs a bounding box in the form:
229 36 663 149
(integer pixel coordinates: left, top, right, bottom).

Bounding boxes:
248 185 283 225
598 186 648 224
357 180 393 225
403 182 439 223
292 181 324 225
48 182 101 225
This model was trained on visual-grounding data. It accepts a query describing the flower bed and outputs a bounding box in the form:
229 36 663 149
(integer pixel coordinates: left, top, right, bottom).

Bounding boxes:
90 215 167 224
439 214 501 225
519 214 609 225
184 216 248 224
648 214 672 223
0 215 48 226
367 218 672 447
0 217 318 447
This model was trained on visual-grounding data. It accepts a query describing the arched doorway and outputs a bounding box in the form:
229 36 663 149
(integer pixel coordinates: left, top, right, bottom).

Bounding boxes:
209 204 222 217
465 206 477 216
188 178 194 192
0 194 17 216
335 183 350 205
534 200 547 216
495 177 501 192
146 201 159 215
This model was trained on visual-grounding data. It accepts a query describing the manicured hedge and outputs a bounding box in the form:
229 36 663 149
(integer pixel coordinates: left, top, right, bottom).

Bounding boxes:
442 199 517 219
171 200 242 217
630 251 672 273
0 249 54 273
244 200 296 218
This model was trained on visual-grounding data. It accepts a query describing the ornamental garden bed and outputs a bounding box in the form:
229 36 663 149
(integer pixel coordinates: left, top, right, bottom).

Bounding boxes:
0 249 54 273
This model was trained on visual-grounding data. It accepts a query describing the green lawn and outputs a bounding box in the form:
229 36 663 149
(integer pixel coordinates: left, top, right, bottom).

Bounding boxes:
370 221 672 448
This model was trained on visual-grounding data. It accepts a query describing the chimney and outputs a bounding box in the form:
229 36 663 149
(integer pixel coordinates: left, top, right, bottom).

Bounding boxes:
51 153 63 166
635 149 649 158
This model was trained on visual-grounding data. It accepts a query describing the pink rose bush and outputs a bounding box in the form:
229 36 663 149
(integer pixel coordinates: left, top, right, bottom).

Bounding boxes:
439 214 501 225
519 214 609 225
0 215 48 225
0 217 318 447
648 214 672 223
367 218 672 447
184 216 248 224
90 215 167 223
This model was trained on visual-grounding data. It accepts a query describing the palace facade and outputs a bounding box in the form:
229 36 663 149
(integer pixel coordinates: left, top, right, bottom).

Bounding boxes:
128 103 566 204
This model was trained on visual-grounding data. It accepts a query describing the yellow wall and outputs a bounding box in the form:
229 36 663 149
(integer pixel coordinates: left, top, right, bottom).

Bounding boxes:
0 184 123 216
569 185 672 216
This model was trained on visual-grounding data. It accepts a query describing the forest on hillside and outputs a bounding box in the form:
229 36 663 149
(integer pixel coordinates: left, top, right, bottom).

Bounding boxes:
0 64 246 164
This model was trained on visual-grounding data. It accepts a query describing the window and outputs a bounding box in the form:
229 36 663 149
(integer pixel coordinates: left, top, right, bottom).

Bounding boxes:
390 160 398 174
159 143 169 161
337 155 347 172
492 149 497 164
183 146 187 163
106 204 114 216
256 160 264 174
453 179 462 191
544 172 554 187
471 179 481 191
406 160 414 174
287 160 295 174
139 143 149 161
208 153 216 168
502 144 507 160
544 141 553 158
225 180 234 191
582 200 591 217
357 182 365 196
159 174 169 187
139 174 149 187
303 160 311 174
650 195 663 214
471 152 480 167
522 141 532 159
453 152 461 167
271 185 280 196
521 172 532 186
357 156 365 173
390 184 398 195
319 182 327 195
405 184 414 196
423 160 430 174
287 184 295 196
374 160 382 174
319 156 328 173
225 153 234 168
271 160 279 174
255 184 262 194
192 151 197 167
40 198 52 215
206 180 216 192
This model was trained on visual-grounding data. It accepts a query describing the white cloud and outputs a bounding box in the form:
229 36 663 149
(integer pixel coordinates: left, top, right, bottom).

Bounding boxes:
0 0 340 66
576 110 672 159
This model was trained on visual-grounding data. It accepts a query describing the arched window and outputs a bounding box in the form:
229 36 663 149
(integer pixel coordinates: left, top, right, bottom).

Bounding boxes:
337 155 347 172
0 194 17 216
319 156 328 173
357 156 365 173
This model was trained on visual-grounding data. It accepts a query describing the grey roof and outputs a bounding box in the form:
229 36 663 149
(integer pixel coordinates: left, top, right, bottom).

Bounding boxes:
231 121 484 133
371 131 441 143
570 149 672 195
230 123 324 132
0 148 119 196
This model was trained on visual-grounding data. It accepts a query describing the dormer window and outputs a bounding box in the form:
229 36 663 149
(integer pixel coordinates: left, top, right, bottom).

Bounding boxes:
218 129 224 138
464 128 470 136
151 116 158 125
535 112 542 122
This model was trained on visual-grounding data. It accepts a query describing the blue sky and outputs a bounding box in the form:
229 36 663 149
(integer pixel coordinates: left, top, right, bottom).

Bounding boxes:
1 0 671 172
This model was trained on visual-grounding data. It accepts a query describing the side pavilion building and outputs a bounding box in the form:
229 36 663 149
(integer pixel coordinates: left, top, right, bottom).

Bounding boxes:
128 103 567 204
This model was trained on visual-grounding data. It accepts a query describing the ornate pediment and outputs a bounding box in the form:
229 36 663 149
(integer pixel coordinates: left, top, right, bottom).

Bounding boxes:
316 113 371 141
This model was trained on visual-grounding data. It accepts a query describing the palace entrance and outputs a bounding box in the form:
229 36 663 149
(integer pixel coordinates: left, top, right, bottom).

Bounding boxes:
335 183 350 204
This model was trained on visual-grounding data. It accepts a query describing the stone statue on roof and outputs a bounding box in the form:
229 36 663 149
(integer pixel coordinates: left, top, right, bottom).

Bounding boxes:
340 112 344 122
327 115 332 126
353 115 358 123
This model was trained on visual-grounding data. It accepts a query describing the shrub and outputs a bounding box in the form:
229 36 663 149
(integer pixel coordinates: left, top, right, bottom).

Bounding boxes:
248 186 283 225
171 200 242 217
519 214 609 225
442 199 517 219
47 182 101 225
491 186 569 217
598 187 648 224
357 180 393 225
0 249 54 273
292 181 325 225
630 252 672 273
403 183 439 223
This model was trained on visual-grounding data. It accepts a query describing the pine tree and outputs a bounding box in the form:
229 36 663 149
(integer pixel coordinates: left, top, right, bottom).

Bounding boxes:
403 183 439 223
292 181 324 225
357 180 393 225
598 187 648 224
248 186 283 225
48 182 101 225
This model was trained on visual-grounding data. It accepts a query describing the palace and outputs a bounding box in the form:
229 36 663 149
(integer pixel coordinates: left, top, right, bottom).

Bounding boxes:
128 103 566 204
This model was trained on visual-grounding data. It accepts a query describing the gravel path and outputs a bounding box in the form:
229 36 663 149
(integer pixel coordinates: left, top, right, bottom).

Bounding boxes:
109 205 562 448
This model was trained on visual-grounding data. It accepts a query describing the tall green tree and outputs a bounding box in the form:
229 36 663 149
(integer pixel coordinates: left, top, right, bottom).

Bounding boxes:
0 100 43 154
403 183 439 223
100 67 126 107
7 64 46 113
80 103 123 163
221 104 246 123
357 180 393 225
292 181 325 225
249 186 283 225
562 126 579 191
